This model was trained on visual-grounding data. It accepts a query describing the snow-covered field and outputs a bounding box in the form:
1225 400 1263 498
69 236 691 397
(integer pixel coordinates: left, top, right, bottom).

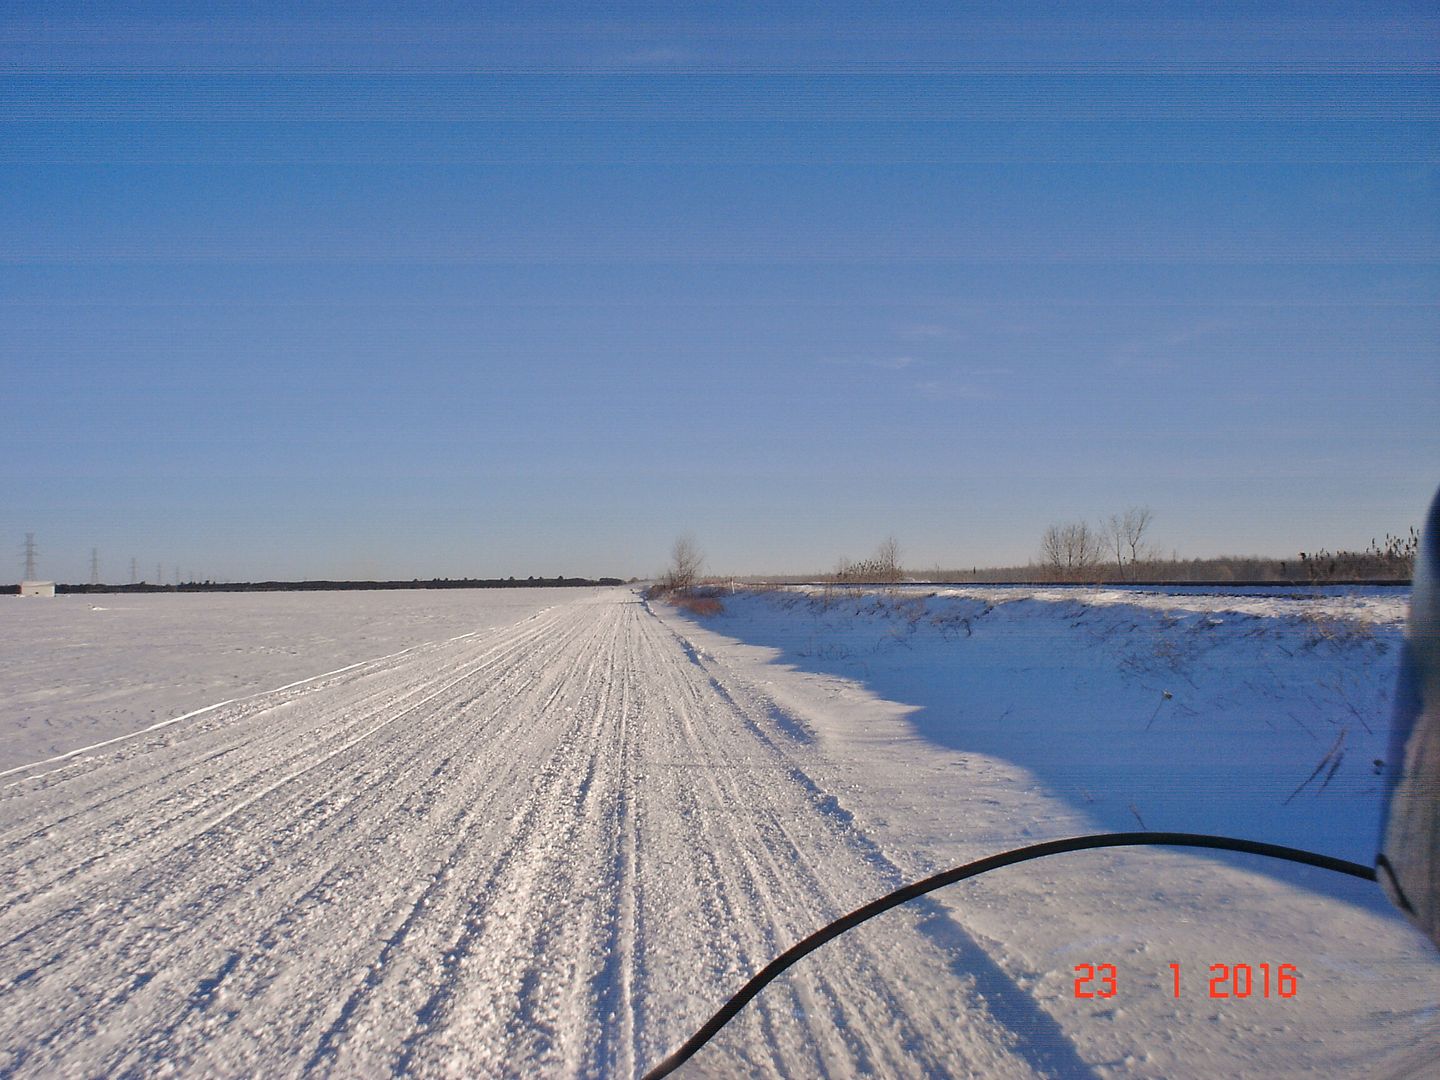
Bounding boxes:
1 585 1437 1077
0 588 585 772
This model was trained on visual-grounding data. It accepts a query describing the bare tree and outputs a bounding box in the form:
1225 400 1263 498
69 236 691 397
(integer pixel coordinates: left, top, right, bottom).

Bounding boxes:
1104 507 1153 581
1040 524 1064 577
1121 506 1153 568
1104 513 1127 579
833 537 903 583
874 535 902 582
1041 521 1102 581
663 534 704 591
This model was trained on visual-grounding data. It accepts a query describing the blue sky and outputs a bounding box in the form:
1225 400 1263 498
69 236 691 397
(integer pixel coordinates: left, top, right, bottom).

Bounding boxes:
3 2 1437 582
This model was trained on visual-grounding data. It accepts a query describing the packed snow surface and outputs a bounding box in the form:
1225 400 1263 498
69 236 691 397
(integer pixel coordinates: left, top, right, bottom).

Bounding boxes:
0 588 580 772
1 585 1437 1077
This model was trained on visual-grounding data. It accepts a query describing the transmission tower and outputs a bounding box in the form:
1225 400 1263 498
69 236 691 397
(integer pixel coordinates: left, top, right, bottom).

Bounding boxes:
22 533 38 580
90 548 101 586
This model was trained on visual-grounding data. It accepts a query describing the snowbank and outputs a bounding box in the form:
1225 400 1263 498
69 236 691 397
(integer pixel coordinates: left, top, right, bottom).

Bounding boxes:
657 585 1440 1077
704 585 1405 863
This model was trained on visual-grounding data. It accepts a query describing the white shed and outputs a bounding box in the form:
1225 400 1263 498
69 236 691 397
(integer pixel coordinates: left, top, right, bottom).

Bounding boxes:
19 581 55 598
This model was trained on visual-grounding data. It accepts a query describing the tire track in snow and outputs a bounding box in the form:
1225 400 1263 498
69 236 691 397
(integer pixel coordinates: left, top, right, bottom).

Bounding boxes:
0 606 597 1068
0 607 560 836
385 597 645 1077
665 623 1098 1077
0 589 1068 1077
638 613 1009 1077
0 608 575 932
0 605 563 842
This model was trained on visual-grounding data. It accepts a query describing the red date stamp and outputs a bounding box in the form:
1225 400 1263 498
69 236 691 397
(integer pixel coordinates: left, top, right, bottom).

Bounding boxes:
1073 962 1299 999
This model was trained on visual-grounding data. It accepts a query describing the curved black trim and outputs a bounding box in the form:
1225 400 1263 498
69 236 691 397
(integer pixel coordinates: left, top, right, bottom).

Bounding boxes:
1375 853 1417 915
642 832 1376 1079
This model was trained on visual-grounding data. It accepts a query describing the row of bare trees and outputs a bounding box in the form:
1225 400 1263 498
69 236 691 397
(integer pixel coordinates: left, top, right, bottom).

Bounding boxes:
656 508 1412 592
1040 507 1155 582
833 536 904 583
1037 510 1417 583
1288 529 1419 582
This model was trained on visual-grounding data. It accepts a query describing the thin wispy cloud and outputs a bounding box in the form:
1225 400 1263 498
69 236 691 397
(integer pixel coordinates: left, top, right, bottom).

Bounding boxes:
820 355 921 370
611 46 697 69
895 323 961 341
821 355 1011 391
1111 319 1235 373
909 379 994 402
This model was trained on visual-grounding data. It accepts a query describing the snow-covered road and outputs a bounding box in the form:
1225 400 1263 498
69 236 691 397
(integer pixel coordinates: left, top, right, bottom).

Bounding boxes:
0 589 1059 1077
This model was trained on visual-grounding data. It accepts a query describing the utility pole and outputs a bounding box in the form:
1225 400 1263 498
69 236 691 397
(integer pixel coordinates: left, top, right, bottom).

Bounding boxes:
90 548 101 586
156 563 162 587
22 533 38 580
130 557 138 584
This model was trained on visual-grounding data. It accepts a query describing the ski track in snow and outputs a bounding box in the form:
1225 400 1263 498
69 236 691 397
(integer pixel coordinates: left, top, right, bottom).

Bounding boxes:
0 589 1052 1078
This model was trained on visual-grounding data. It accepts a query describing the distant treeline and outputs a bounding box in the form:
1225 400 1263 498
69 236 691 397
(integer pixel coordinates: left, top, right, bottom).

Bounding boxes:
10 576 628 595
754 512 1417 587
915 554 1411 585
746 553 1411 587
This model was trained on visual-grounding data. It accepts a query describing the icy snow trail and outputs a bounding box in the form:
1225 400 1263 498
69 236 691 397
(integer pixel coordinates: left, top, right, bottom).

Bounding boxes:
0 589 1046 1078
